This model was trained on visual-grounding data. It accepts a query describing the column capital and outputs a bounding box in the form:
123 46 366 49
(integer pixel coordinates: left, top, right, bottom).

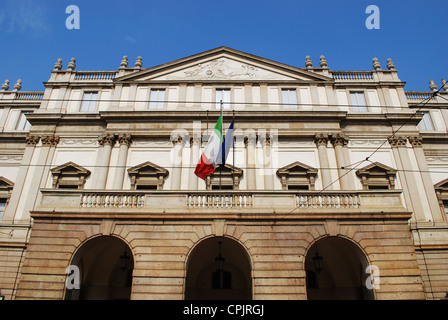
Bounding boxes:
314 133 329 147
331 133 349 147
98 133 116 147
172 135 184 146
408 136 423 147
190 133 201 146
244 133 257 147
387 136 407 148
26 134 40 146
118 133 133 147
41 135 60 147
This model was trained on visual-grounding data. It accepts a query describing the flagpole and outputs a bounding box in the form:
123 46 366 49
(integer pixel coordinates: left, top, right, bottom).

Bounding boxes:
220 100 223 190
232 109 235 191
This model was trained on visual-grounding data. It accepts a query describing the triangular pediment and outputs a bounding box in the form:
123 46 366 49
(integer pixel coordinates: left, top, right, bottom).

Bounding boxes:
277 161 318 176
435 178 448 190
50 162 91 176
127 161 169 176
0 176 14 191
116 47 333 83
356 162 397 176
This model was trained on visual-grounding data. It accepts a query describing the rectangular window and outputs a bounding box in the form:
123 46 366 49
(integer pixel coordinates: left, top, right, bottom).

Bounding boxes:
15 111 31 131
149 89 165 109
80 92 98 112
0 199 6 221
216 89 231 109
419 112 434 131
282 89 298 109
350 92 367 112
444 200 448 219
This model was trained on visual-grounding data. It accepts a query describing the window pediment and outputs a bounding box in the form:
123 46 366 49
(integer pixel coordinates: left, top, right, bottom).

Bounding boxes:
356 162 397 190
127 161 169 190
51 162 91 189
276 161 318 190
207 164 243 190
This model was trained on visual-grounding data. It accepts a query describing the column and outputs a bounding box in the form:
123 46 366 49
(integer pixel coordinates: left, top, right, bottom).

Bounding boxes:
3 135 39 222
113 133 132 189
314 133 332 190
388 136 428 222
408 136 445 222
245 132 256 190
171 135 184 190
260 133 274 190
96 133 116 189
331 133 354 190
20 135 59 222
189 133 201 190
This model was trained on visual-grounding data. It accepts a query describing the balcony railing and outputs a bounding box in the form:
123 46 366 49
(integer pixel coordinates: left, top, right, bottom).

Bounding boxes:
74 71 117 81
332 71 374 81
36 189 405 219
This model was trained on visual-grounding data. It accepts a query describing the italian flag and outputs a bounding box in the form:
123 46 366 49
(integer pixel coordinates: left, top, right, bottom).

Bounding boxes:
194 112 223 180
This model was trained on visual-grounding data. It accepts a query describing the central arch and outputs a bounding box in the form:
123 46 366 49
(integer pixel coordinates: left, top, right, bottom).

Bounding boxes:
185 236 252 300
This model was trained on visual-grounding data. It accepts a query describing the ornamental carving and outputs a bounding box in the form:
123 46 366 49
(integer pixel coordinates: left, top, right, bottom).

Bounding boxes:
331 133 349 147
408 136 423 147
118 133 133 147
41 135 60 147
314 133 329 147
184 59 259 79
26 135 40 146
98 133 116 147
387 136 407 147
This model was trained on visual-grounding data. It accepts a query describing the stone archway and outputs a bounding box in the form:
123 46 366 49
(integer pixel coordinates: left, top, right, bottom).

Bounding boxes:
185 236 252 300
305 236 374 300
65 236 134 300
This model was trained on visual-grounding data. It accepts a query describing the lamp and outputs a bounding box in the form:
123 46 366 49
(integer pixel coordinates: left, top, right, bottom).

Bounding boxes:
215 241 225 272
313 249 323 273
120 250 131 272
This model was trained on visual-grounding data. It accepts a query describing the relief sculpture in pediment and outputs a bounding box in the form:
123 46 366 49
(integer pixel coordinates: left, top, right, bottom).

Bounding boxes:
184 59 259 79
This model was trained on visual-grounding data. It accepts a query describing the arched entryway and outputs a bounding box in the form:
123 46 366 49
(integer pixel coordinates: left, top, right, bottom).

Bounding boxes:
65 236 134 300
185 236 252 300
305 236 374 300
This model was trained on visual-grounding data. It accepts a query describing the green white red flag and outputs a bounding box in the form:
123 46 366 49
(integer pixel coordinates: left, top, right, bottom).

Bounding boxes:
194 112 223 180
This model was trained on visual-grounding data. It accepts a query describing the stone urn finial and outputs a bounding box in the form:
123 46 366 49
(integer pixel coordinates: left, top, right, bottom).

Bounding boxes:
1 79 9 91
386 58 395 70
319 55 328 68
54 58 63 70
429 79 438 91
121 56 129 68
135 56 143 68
305 56 313 69
372 57 381 70
14 79 22 91
67 58 76 71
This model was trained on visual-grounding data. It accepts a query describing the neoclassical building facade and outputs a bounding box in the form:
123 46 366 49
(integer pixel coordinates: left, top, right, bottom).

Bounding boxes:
0 47 447 300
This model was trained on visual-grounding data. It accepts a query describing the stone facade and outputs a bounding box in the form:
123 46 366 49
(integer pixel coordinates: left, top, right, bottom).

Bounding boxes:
0 47 447 300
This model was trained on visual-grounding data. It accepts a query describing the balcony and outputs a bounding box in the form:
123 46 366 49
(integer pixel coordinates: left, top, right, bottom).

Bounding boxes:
32 189 410 221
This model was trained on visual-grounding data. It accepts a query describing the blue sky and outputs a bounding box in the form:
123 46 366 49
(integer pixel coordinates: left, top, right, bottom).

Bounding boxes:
0 0 446 91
